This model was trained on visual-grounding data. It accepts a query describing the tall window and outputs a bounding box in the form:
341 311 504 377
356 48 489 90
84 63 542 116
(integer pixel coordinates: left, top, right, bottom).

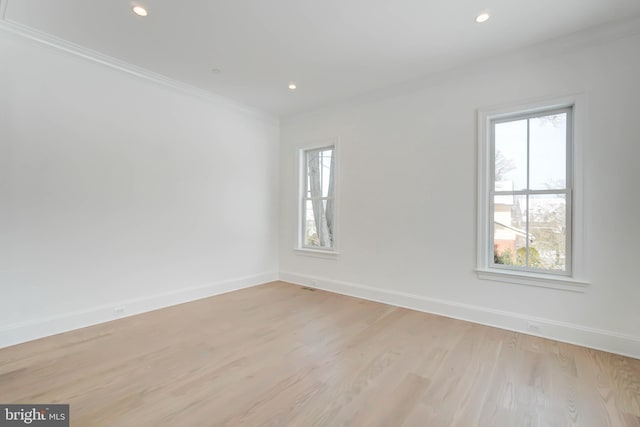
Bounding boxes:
299 145 336 251
483 106 573 276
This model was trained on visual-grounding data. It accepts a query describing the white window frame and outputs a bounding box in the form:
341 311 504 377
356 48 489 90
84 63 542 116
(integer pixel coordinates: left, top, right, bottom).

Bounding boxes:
476 96 588 292
295 141 339 257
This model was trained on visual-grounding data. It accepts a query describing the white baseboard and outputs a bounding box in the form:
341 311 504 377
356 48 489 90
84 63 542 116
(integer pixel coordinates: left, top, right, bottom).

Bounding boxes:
0 272 277 349
5 271 638 359
279 271 640 360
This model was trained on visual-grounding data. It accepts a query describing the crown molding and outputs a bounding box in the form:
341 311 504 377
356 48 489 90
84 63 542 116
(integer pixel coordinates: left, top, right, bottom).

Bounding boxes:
0 12 278 126
284 15 640 121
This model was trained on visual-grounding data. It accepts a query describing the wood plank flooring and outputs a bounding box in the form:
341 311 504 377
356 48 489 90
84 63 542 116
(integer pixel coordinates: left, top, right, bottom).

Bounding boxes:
1 281 639 426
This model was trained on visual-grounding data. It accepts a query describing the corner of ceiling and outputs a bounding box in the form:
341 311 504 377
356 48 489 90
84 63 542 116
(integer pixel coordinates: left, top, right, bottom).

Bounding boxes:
0 0 279 127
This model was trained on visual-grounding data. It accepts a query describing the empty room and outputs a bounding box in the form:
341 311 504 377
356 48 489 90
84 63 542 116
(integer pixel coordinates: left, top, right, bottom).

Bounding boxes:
1 0 639 425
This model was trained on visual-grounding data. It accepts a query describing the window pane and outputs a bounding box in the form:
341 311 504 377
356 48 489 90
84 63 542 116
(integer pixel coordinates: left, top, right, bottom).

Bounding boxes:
304 199 333 248
494 119 527 191
529 113 567 190
493 195 527 267
321 149 333 198
306 148 334 199
528 194 567 271
304 199 317 246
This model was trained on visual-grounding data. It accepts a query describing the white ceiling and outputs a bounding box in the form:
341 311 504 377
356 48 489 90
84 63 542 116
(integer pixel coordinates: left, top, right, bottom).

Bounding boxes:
3 0 640 116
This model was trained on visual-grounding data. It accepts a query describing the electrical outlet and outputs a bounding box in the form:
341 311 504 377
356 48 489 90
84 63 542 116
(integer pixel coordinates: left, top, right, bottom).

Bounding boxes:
527 321 541 333
113 306 126 314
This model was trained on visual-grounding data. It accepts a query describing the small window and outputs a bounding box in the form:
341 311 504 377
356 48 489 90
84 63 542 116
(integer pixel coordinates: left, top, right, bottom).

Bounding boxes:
299 145 336 251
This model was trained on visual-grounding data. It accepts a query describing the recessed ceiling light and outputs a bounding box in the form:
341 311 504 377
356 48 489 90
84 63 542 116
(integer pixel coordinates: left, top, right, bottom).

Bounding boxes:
475 13 490 23
132 6 148 17
288 82 297 90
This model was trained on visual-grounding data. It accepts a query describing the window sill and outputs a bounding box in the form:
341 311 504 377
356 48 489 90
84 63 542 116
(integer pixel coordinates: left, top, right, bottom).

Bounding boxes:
294 248 340 259
475 268 588 292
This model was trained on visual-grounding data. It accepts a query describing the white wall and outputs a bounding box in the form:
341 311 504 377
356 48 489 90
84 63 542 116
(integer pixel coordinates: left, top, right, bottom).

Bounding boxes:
279 29 640 357
0 29 279 346
2 20 639 358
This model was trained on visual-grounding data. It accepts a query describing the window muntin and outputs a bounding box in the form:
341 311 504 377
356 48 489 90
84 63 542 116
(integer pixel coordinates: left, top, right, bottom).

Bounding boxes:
490 107 572 274
300 146 335 250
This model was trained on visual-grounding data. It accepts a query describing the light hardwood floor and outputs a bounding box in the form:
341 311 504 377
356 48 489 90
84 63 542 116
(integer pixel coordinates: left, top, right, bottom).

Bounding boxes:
1 281 639 426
